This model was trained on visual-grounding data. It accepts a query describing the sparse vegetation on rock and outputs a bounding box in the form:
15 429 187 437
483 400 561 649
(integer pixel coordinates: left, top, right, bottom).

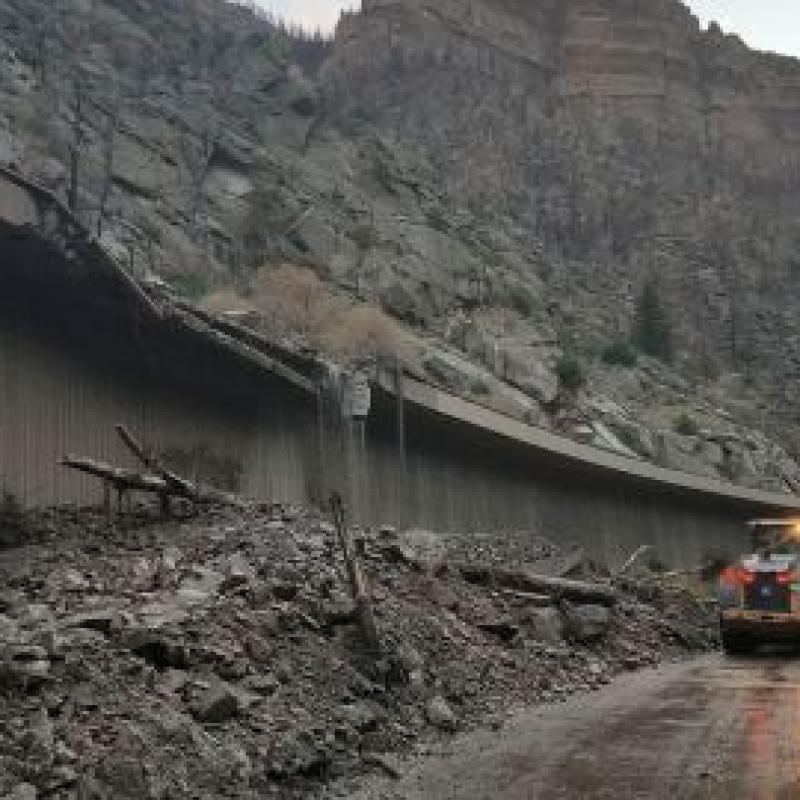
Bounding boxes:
556 355 586 393
673 413 701 438
2 0 800 492
601 341 637 368
633 282 673 363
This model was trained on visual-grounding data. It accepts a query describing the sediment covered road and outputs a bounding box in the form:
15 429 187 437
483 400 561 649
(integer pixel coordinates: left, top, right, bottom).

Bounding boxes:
348 654 800 800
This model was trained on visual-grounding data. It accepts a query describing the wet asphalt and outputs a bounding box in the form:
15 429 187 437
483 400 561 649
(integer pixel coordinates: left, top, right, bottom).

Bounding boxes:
349 653 800 799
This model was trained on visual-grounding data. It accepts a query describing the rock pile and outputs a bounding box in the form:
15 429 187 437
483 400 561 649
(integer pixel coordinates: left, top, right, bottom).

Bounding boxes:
0 505 718 799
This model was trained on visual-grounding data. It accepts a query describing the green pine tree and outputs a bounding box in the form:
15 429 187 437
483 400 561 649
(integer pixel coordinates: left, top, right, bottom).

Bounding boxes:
633 281 672 361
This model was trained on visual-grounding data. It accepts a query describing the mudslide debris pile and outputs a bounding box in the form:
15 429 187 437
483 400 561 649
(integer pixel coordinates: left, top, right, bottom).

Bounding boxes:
0 506 717 799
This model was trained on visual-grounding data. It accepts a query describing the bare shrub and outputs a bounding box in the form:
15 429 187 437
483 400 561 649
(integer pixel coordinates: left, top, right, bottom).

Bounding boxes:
200 287 254 316
323 304 415 362
200 264 419 364
250 264 343 341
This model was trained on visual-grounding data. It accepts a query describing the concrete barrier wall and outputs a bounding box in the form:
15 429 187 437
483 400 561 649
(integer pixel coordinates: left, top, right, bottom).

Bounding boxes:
351 393 757 568
0 316 316 510
1 301 790 568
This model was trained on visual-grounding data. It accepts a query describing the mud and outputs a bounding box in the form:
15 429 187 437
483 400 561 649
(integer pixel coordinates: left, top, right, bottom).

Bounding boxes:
346 654 800 799
0 505 717 798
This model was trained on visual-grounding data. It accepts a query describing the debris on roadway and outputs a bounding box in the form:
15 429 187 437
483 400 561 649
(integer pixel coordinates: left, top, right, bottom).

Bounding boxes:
0 504 719 798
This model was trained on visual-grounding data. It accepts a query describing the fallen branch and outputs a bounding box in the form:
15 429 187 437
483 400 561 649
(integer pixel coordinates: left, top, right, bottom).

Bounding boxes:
616 545 653 577
61 452 240 511
115 424 198 499
61 455 170 495
330 493 381 655
457 563 618 607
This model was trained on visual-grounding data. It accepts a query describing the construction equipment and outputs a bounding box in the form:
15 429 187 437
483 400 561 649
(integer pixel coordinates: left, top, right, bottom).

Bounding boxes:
719 519 800 654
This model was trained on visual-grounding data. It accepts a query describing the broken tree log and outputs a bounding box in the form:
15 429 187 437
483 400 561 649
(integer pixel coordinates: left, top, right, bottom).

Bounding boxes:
329 493 381 655
616 544 653 577
61 455 172 494
60 453 238 511
457 563 618 607
115 424 198 500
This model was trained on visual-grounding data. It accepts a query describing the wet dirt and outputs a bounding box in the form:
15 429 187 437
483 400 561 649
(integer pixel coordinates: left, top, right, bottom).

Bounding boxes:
346 653 800 799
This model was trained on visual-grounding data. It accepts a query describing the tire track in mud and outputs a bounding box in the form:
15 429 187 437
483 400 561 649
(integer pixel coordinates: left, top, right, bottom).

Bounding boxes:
345 655 800 800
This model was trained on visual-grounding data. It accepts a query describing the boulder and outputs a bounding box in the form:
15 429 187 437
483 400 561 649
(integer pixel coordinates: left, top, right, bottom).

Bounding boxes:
242 673 279 697
477 619 519 643
252 610 281 637
158 669 189 695
591 421 640 459
602 412 656 459
119 629 190 669
48 765 78 788
176 567 224 606
62 569 89 592
501 349 559 406
321 598 355 627
426 696 457 731
383 529 447 574
381 282 427 325
74 775 107 800
339 701 382 732
655 432 718 478
562 603 612 643
94 757 148 800
272 581 300 601
526 607 565 645
363 753 403 779
395 644 424 676
5 784 37 800
194 682 240 723
160 547 182 572
224 553 256 588
0 613 19 642
70 683 101 711
423 353 470 392
390 644 425 689
61 609 120 636
2 644 50 683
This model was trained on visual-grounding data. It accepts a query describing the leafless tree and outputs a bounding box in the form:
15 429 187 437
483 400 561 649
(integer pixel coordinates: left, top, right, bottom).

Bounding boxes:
67 79 86 214
96 99 121 237
179 126 217 237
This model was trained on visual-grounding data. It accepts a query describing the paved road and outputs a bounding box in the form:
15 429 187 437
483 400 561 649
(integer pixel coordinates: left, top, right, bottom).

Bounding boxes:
350 654 800 800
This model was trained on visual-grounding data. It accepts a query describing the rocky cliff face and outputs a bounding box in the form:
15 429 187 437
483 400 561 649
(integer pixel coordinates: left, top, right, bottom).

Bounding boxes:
3 0 800 492
326 0 800 423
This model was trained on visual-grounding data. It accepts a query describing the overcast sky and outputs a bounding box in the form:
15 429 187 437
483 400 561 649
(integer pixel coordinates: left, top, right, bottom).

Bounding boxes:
256 0 358 33
688 1 800 57
255 1 800 58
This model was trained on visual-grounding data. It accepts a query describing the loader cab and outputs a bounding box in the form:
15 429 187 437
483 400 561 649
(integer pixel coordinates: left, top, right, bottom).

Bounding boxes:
719 519 800 654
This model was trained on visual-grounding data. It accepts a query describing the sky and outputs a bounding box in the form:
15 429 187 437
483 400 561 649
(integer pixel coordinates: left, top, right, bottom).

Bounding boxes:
254 1 800 58
687 0 800 57
255 0 359 33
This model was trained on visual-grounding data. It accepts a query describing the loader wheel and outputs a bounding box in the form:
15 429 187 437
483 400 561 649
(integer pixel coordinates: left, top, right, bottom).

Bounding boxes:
721 633 753 655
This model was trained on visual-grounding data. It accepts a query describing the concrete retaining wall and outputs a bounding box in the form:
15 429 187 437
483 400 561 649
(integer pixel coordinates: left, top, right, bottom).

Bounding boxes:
0 309 316 511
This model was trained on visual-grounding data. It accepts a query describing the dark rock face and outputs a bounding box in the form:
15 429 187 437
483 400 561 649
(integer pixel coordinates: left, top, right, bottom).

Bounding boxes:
2 0 800 480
